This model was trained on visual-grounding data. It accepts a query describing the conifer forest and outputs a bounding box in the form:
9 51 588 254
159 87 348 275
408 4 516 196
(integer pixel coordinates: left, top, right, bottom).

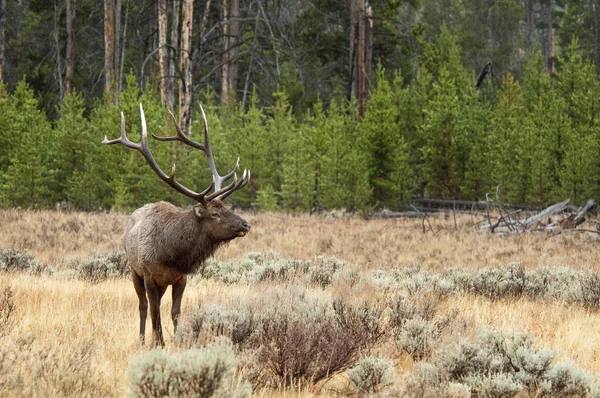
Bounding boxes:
0 0 598 211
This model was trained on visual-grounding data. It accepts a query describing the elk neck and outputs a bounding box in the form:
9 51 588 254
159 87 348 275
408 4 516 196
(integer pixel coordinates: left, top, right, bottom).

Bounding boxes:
159 207 224 274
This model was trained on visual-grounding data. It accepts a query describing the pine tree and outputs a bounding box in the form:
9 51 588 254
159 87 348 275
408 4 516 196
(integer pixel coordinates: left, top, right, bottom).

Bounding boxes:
359 67 413 207
2 80 52 207
556 39 600 203
489 74 524 203
50 91 91 205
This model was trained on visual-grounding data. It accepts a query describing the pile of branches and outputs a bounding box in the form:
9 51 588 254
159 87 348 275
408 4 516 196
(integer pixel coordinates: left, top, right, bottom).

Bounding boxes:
478 198 597 235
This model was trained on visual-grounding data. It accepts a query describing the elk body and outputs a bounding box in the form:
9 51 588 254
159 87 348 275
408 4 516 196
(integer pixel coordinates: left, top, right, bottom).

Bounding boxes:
103 105 250 346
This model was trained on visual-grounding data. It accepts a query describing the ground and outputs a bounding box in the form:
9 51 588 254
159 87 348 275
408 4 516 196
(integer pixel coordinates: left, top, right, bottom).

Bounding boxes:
0 208 599 396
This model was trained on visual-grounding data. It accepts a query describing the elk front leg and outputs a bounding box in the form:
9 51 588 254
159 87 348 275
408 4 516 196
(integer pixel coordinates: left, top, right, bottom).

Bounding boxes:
171 276 187 335
145 277 167 346
132 271 148 344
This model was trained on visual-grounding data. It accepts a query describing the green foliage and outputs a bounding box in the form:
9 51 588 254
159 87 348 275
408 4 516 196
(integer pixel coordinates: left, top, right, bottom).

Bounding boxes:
360 67 413 206
2 80 53 207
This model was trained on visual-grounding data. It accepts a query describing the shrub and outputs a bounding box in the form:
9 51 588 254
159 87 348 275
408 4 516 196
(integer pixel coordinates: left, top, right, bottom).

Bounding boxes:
257 297 385 385
347 357 395 394
127 339 250 398
176 303 260 350
0 248 44 274
389 296 456 360
413 328 595 397
75 251 129 282
309 255 344 287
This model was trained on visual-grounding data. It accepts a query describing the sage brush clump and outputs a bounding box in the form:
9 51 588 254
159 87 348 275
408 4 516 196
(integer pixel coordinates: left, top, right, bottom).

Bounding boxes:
0 248 44 274
389 295 457 360
202 251 343 287
367 263 600 307
75 251 129 282
127 339 250 398
411 328 595 397
347 357 395 394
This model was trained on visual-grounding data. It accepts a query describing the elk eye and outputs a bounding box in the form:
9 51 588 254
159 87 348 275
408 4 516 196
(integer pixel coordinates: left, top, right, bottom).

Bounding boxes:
211 212 219 218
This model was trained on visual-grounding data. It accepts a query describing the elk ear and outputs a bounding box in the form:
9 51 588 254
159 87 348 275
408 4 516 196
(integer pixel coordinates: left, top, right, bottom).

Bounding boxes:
193 202 208 218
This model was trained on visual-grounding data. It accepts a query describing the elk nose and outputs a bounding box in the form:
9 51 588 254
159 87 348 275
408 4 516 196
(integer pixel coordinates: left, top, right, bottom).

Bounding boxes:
242 221 251 230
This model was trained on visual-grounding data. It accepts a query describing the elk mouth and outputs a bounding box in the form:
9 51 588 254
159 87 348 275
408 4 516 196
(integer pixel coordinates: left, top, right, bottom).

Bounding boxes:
235 222 251 237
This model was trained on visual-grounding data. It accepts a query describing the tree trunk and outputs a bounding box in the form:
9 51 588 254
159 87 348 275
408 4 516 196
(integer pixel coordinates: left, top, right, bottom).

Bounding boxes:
104 0 115 99
350 0 369 118
118 0 129 95
114 0 121 98
0 0 6 87
545 0 555 73
179 0 194 135
65 0 74 95
168 0 180 108
158 0 168 104
221 0 239 104
221 0 230 103
53 0 65 100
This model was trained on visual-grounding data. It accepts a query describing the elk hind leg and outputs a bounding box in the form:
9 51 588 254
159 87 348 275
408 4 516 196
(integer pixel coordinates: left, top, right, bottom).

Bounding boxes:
171 276 187 335
145 277 168 346
132 271 148 344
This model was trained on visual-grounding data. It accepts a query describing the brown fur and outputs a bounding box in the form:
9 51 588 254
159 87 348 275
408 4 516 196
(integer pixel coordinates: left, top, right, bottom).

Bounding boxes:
124 200 250 345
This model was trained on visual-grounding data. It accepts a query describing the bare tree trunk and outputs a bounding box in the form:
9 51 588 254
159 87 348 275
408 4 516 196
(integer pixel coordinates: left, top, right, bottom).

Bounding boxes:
221 0 239 104
158 0 168 104
53 0 65 100
546 0 554 73
65 0 74 95
168 0 180 108
350 0 368 118
114 0 121 98
118 0 129 95
526 0 534 49
0 0 6 87
221 0 230 103
487 0 494 50
364 3 372 98
179 0 194 135
104 0 115 99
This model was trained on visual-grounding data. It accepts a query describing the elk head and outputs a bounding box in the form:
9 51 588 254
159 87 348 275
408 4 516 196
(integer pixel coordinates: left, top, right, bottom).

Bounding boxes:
102 104 251 226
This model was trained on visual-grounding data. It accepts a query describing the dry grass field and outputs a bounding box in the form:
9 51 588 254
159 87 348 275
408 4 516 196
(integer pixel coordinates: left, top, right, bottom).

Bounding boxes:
1 208 600 397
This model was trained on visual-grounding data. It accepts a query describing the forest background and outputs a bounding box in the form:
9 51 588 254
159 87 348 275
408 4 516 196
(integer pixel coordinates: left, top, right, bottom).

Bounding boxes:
0 0 597 212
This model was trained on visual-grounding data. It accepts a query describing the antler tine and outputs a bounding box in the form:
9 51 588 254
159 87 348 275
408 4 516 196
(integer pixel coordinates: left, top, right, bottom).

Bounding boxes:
102 112 141 149
198 104 240 192
152 109 206 150
207 169 251 202
102 104 208 203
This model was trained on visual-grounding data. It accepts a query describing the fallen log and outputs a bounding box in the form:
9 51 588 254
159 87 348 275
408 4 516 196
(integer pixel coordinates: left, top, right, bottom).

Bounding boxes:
560 198 596 229
521 198 571 228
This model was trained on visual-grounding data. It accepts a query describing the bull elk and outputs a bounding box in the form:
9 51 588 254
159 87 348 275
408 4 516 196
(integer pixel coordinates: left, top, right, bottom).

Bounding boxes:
103 104 251 346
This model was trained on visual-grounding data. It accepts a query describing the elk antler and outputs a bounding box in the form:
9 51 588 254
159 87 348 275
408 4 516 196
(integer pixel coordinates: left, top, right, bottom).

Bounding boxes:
102 104 250 203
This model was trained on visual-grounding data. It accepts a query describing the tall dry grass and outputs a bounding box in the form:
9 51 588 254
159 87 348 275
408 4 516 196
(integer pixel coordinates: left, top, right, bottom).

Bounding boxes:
1 208 600 396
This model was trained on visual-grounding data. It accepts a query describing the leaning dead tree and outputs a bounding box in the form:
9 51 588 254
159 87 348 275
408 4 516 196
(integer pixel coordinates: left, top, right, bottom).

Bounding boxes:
478 198 597 234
